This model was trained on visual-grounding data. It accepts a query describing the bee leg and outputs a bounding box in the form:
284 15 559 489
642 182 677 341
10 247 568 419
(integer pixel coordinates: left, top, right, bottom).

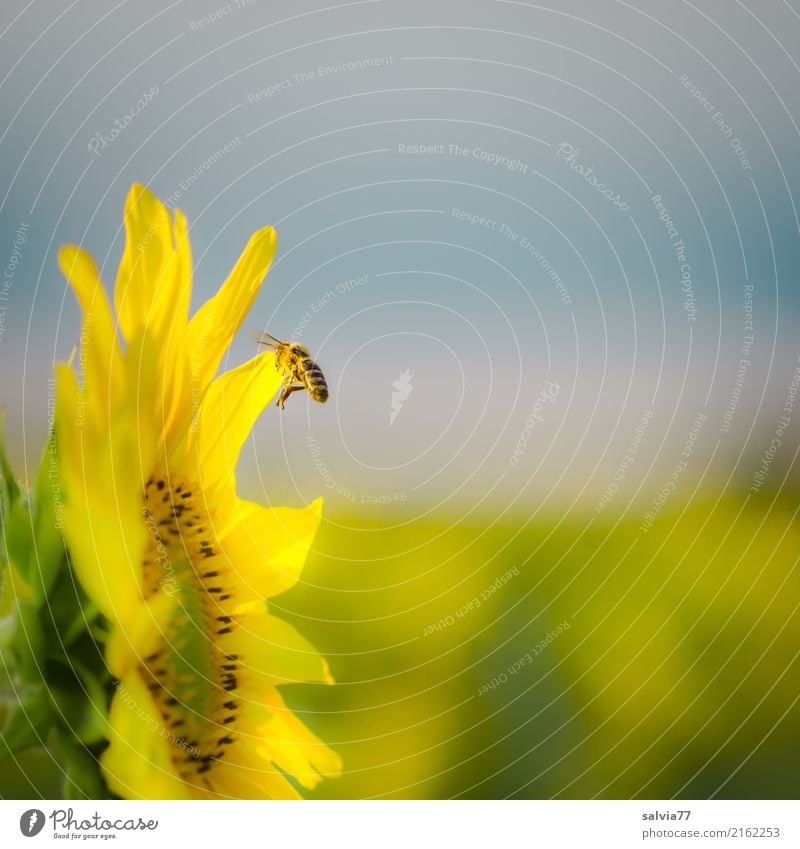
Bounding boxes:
276 383 304 409
282 384 306 404
276 380 291 409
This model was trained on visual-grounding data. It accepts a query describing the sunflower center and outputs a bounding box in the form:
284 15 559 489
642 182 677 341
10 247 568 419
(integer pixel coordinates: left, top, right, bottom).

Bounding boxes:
138 475 240 784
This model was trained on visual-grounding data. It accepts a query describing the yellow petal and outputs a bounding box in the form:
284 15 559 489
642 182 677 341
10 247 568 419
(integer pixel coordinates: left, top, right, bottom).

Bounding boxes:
106 592 178 677
170 206 192 331
121 328 161 488
101 671 192 800
55 364 147 624
160 208 195 445
53 362 79 464
58 500 146 626
219 498 323 601
184 226 277 392
58 245 120 411
208 753 302 799
186 352 282 504
243 688 341 789
114 184 189 344
222 609 333 689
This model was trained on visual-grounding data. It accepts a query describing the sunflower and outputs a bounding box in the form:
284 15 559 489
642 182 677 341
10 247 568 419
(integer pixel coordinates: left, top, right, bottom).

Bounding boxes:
54 184 340 799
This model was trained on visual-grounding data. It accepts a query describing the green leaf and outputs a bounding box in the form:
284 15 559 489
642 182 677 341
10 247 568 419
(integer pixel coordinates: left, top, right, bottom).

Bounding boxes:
42 559 94 649
0 413 18 580
2 500 34 584
0 410 20 508
0 572 19 647
47 659 109 747
13 599 46 683
49 727 107 800
70 659 110 745
30 429 67 601
0 683 52 757
0 424 67 607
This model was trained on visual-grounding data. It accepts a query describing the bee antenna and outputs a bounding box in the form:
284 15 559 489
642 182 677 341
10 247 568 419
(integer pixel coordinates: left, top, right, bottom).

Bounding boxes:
251 329 282 346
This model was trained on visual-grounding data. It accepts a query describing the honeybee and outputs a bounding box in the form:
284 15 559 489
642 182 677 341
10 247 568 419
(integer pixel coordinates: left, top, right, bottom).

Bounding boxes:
254 332 329 409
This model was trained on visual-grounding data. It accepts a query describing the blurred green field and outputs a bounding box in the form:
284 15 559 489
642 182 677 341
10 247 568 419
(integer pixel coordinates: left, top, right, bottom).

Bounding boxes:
286 491 800 799
3 491 799 799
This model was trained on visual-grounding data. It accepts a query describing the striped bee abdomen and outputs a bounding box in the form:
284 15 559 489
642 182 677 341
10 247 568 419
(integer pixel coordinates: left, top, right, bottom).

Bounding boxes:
299 358 329 403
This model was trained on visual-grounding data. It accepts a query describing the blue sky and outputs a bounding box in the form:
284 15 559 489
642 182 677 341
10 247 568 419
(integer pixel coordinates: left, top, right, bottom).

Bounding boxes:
1 0 799 515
